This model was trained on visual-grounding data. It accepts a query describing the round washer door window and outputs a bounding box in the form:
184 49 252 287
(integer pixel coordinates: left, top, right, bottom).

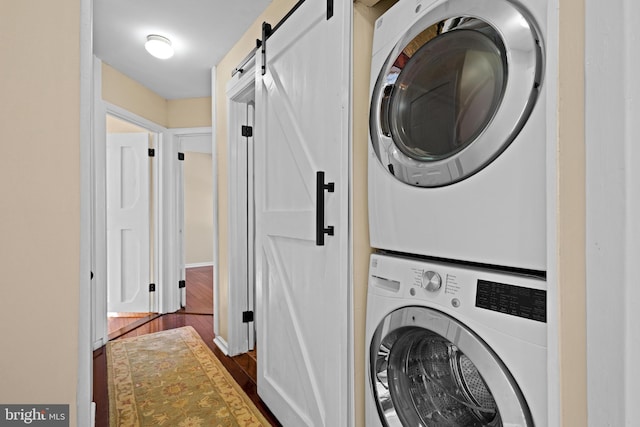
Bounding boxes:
370 0 543 187
369 307 532 426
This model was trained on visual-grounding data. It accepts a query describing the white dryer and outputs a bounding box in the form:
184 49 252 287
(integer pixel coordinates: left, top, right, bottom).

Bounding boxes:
368 0 547 271
365 253 547 426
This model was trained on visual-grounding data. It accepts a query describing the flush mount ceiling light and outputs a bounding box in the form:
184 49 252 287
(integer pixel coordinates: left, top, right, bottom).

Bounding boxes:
145 34 174 59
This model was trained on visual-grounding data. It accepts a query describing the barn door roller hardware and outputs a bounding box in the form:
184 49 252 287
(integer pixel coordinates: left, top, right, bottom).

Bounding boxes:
260 0 334 75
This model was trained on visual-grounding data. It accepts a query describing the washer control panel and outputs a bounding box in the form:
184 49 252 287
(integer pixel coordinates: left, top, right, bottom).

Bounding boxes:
371 254 546 321
369 253 547 345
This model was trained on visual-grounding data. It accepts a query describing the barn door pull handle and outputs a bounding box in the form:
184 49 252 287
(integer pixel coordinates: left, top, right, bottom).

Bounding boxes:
316 171 335 246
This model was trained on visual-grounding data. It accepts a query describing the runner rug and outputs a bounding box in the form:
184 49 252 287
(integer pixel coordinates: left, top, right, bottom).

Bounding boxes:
107 326 269 427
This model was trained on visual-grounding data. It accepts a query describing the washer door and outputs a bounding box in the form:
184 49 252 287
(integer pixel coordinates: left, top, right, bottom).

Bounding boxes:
370 0 543 187
369 307 532 426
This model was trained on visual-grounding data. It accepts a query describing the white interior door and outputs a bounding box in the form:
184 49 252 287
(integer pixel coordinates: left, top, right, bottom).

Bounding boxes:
255 0 351 425
107 132 151 313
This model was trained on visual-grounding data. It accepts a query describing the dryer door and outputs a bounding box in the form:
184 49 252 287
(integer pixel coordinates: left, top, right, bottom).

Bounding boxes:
369 306 532 426
370 0 542 187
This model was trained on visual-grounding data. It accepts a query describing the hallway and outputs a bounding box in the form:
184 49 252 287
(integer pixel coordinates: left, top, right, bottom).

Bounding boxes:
93 267 278 426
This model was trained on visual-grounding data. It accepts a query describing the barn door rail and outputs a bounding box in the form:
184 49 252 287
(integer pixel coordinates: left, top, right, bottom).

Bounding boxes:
316 171 335 246
260 0 334 75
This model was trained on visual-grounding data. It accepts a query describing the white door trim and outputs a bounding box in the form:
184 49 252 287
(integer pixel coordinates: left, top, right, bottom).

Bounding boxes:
78 0 93 424
585 0 640 424
211 66 225 352
92 56 108 350
225 56 257 356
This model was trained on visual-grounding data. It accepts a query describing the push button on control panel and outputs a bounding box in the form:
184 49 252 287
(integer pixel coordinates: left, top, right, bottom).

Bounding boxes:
422 270 442 292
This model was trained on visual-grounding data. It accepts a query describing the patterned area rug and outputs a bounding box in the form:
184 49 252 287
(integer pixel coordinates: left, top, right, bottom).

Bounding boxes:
107 326 270 426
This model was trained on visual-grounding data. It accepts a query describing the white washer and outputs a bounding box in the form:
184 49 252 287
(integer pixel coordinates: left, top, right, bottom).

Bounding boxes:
365 253 546 426
368 0 547 271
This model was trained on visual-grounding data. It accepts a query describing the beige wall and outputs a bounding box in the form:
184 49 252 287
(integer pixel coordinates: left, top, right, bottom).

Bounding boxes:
106 114 148 133
168 97 212 128
0 1 80 424
102 62 169 126
184 152 214 265
557 0 587 423
102 63 212 128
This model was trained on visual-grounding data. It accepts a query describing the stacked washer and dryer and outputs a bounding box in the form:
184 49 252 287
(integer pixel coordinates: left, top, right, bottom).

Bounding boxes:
365 0 548 426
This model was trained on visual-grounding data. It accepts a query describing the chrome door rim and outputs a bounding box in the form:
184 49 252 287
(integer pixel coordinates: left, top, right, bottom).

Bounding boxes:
370 0 543 187
369 306 532 426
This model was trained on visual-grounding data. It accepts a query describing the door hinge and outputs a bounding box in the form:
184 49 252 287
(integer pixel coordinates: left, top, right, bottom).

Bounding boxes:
148 148 155 157
149 283 156 292
178 280 186 289
327 0 333 19
241 125 253 137
178 152 185 161
242 311 254 323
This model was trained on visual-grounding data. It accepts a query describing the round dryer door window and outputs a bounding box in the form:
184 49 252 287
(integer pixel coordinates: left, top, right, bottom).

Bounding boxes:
369 307 532 426
370 0 543 187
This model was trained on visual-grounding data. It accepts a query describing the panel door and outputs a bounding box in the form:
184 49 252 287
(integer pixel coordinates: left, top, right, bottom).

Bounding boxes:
106 132 150 313
254 0 351 425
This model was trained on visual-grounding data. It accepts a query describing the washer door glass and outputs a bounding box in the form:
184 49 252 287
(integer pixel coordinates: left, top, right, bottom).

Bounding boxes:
370 0 542 187
369 307 532 427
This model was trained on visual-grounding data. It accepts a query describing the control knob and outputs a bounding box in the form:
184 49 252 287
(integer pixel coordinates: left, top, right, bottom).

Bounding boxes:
422 270 442 292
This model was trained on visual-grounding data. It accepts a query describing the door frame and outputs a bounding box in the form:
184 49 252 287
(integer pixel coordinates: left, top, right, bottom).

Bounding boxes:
225 55 257 356
169 127 214 311
91 58 180 350
93 100 166 348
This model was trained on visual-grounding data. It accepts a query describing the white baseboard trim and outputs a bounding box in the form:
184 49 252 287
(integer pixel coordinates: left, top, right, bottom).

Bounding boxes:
186 262 213 269
91 402 96 427
213 336 229 355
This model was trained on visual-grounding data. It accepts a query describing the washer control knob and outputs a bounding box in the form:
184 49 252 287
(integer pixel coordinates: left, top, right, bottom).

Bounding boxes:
422 271 442 292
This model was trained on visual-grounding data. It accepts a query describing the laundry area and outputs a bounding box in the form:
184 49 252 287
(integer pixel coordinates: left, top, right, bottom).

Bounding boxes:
89 0 584 425
222 0 559 425
6 0 637 425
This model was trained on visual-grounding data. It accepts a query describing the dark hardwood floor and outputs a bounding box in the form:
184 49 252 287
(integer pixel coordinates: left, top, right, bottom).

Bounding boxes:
184 265 214 314
93 266 279 426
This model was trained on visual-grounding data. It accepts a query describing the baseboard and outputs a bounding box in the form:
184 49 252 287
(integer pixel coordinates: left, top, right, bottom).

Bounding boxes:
186 262 213 268
213 336 229 355
91 402 96 427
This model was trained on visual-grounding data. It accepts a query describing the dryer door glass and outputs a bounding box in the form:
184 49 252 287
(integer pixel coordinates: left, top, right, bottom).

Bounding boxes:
388 29 505 162
369 307 532 427
369 0 542 187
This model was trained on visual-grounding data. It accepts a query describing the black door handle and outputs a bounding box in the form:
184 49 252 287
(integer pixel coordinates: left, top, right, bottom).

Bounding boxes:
316 171 335 246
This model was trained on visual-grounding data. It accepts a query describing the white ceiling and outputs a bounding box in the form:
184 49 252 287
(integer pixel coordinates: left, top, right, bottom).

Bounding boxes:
93 0 272 100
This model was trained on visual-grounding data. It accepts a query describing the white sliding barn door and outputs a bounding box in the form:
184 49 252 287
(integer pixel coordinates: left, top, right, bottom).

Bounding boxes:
106 132 150 313
254 0 351 425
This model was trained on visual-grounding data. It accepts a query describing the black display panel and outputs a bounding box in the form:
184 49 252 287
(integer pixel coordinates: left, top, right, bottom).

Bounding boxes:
475 279 546 323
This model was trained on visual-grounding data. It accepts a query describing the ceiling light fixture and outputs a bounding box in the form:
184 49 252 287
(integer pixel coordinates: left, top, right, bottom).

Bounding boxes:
145 34 174 59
